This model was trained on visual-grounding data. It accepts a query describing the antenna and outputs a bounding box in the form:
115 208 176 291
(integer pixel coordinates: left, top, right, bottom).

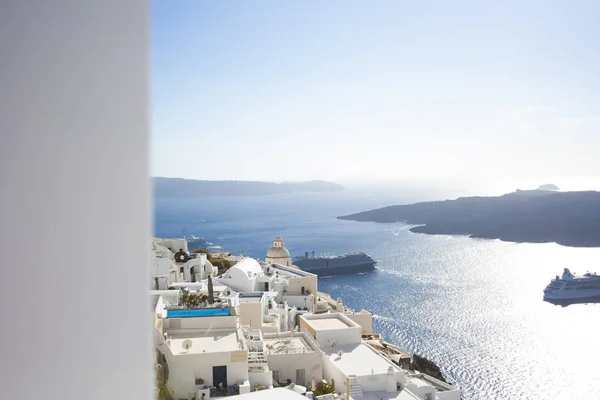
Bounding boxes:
182 339 192 352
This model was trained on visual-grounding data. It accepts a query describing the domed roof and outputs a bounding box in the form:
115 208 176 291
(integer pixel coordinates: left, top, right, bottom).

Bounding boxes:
266 246 291 259
229 258 262 278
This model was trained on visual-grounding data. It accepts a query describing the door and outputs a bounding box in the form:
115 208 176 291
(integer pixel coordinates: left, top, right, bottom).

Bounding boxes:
296 368 305 385
213 365 227 388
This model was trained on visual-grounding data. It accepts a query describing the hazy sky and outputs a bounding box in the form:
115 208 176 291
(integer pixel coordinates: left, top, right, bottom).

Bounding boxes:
152 1 600 187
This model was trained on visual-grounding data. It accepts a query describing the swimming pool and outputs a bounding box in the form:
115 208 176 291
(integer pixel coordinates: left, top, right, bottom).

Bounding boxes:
166 308 231 318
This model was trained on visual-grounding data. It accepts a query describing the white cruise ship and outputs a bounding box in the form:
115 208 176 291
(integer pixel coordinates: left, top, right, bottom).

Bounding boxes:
543 268 600 301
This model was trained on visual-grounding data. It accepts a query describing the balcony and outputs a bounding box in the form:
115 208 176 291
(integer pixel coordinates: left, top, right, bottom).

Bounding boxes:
209 385 240 397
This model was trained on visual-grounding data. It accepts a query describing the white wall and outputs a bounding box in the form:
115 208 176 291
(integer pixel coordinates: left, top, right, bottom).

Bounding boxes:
436 389 461 400
405 381 436 400
154 257 174 277
0 2 151 400
286 276 317 305
300 314 362 347
314 326 362 348
283 294 313 311
267 352 323 387
249 369 273 388
165 315 238 330
321 355 347 395
162 350 249 399
240 302 263 330
357 372 397 393
346 311 373 335
157 239 188 253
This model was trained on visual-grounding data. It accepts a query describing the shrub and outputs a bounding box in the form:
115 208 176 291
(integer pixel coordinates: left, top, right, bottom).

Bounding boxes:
192 248 211 257
180 288 207 308
156 381 173 400
313 382 335 396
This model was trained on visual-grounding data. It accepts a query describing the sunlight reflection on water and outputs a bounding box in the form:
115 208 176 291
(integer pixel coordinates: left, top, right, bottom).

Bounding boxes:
156 194 600 399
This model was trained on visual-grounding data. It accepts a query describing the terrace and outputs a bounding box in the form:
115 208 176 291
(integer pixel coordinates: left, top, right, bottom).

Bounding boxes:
163 329 244 355
263 331 321 355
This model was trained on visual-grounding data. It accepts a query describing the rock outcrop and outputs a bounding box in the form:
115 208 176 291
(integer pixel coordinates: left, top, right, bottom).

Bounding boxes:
410 354 447 383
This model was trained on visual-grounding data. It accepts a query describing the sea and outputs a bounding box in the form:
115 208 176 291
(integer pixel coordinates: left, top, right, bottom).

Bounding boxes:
154 192 600 400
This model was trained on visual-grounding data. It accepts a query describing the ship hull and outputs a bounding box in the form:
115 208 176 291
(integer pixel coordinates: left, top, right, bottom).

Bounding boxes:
543 295 600 307
543 289 600 301
296 262 376 277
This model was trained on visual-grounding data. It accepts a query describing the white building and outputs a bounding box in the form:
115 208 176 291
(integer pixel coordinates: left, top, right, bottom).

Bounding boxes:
151 237 218 290
154 293 252 399
152 239 460 400
299 313 460 400
262 331 323 388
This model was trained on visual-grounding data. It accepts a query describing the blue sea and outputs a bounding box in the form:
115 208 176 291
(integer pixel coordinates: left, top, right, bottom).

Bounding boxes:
154 192 600 400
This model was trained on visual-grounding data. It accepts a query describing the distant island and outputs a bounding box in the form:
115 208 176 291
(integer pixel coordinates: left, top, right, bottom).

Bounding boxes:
338 189 600 247
154 177 344 198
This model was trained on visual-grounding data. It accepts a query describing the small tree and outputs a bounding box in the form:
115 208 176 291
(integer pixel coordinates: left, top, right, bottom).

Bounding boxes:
313 382 335 396
192 248 211 257
179 288 206 309
156 380 173 400
211 258 232 275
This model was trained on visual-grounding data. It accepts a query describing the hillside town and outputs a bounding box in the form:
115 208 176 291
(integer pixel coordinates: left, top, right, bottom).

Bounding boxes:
151 237 461 400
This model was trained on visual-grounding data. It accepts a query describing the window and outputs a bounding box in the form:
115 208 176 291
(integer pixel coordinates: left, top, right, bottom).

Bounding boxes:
170 319 180 329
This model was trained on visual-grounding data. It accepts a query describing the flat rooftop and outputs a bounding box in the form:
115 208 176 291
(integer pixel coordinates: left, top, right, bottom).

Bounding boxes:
239 297 262 303
264 335 318 355
307 317 351 331
228 388 309 399
268 263 315 277
326 343 401 377
353 391 421 400
166 329 240 355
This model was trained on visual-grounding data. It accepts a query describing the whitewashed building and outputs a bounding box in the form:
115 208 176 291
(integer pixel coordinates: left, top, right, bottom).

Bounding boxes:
299 313 461 400
151 237 218 290
154 293 252 399
151 237 461 400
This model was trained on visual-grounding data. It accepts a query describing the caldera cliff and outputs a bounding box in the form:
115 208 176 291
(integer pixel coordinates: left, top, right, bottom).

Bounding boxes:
338 189 600 248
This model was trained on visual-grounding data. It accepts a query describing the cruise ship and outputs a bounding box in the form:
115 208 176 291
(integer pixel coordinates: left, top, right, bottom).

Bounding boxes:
264 237 377 276
543 268 600 303
293 251 377 276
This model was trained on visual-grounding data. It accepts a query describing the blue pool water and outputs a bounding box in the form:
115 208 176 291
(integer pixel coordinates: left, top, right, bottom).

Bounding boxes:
167 308 231 318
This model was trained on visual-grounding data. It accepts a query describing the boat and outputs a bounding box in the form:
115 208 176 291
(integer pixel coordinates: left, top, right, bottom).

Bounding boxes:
293 251 377 276
182 230 211 251
543 268 600 304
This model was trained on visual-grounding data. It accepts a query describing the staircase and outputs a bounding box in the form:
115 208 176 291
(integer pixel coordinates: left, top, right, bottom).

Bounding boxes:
248 351 268 366
347 375 363 398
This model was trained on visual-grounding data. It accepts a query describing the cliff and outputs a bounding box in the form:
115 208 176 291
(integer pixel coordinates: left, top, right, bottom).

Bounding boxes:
338 190 600 247
411 354 448 383
154 177 344 198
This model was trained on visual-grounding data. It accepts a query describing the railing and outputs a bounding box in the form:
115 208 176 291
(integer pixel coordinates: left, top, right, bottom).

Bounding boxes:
210 385 240 397
265 345 314 355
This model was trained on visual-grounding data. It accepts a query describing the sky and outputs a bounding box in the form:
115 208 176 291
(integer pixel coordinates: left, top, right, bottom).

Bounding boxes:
151 1 600 191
